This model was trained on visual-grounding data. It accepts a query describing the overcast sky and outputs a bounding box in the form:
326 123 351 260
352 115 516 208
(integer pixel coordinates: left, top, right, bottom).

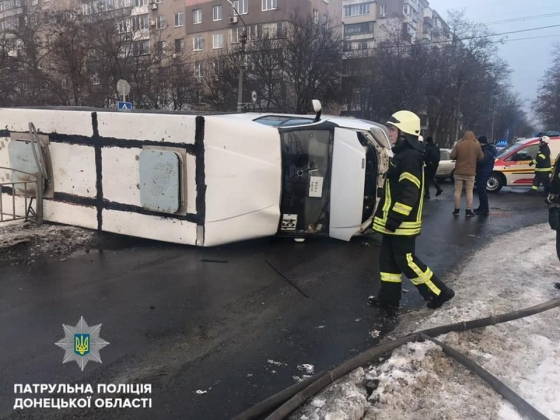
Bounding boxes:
427 0 560 123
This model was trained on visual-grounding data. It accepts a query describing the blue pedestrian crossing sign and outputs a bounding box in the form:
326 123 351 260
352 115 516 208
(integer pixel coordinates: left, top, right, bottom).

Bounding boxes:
118 101 132 111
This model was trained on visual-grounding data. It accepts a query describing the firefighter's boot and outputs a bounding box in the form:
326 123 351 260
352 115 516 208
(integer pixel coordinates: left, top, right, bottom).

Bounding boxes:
368 296 399 313
426 288 455 309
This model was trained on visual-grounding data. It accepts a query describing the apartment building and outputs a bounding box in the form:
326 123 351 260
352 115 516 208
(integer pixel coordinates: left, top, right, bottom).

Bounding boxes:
341 0 451 51
342 0 376 53
183 0 341 63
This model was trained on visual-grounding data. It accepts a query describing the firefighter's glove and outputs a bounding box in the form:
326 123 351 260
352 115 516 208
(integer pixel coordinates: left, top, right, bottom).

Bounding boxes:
385 217 401 233
529 161 535 167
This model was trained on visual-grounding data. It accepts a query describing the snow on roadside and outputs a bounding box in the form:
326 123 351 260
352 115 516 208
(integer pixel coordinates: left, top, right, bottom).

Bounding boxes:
291 224 560 420
0 221 96 265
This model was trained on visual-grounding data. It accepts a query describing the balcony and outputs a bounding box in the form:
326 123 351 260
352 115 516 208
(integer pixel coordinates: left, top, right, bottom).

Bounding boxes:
404 0 419 12
423 16 432 27
401 32 412 43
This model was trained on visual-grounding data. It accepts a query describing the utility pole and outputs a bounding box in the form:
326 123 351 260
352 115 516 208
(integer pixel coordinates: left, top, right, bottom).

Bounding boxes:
227 0 248 113
237 30 247 113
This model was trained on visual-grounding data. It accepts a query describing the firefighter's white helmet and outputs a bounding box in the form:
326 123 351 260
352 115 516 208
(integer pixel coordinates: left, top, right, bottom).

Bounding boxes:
387 111 421 137
541 135 551 144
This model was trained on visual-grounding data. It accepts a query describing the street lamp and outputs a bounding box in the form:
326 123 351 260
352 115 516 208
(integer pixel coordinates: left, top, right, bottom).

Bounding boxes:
226 0 248 113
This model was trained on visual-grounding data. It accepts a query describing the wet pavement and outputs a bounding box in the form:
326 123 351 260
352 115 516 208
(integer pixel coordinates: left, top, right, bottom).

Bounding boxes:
0 183 549 420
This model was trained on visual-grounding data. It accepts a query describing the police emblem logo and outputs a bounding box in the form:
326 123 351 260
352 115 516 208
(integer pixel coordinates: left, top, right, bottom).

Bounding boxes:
55 316 109 371
74 334 90 356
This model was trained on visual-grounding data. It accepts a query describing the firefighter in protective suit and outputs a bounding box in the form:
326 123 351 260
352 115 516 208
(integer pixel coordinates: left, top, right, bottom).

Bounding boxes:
528 136 552 194
368 111 455 310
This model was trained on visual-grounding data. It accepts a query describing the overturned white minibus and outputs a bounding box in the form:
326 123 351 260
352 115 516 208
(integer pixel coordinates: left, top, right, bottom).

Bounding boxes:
0 104 391 246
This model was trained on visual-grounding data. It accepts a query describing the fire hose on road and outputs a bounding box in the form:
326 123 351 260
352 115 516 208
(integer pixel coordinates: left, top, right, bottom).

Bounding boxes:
233 298 560 420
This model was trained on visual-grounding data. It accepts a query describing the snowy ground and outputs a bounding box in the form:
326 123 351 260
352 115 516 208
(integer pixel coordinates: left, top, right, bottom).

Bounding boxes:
292 223 560 420
0 221 96 266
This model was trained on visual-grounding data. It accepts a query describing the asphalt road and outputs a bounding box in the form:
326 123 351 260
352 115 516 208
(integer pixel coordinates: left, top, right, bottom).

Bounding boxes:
0 183 549 420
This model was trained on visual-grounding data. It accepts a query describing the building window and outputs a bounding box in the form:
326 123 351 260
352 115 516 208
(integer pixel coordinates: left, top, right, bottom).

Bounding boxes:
213 5 222 21
117 19 129 33
344 21 374 36
194 62 203 78
156 41 166 56
82 2 92 14
403 4 410 15
193 36 204 51
343 3 370 17
233 0 248 15
213 33 224 49
213 61 223 73
380 5 387 17
92 74 100 86
134 0 147 6
276 21 283 37
174 38 185 53
156 15 166 29
262 0 277 11
131 14 148 31
115 0 132 8
133 40 150 55
194 89 202 104
193 8 202 24
175 12 184 27
232 27 242 43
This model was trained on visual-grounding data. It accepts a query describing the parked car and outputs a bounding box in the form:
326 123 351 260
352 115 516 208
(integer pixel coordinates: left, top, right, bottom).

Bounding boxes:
536 131 560 137
436 148 455 182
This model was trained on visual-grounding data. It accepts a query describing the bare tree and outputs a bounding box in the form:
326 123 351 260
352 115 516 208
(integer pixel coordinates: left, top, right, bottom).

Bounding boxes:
0 32 19 106
1 0 53 105
534 44 560 129
341 11 532 145
202 48 243 111
282 13 344 113
43 7 92 106
245 33 285 111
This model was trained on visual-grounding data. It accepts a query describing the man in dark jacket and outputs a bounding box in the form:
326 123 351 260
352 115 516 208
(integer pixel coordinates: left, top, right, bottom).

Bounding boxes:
423 136 443 200
368 110 455 312
474 136 497 216
529 136 552 195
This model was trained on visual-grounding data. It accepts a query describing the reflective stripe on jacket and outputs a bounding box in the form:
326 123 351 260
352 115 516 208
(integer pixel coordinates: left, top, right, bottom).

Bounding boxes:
373 141 424 237
533 145 552 172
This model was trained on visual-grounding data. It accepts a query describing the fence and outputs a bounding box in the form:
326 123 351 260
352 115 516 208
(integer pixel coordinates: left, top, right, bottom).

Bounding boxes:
0 167 43 225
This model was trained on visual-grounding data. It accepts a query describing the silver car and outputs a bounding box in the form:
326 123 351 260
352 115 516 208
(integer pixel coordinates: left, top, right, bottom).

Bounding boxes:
436 148 455 181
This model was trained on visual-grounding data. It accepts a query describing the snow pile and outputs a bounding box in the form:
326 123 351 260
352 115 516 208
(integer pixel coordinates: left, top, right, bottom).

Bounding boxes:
0 221 96 265
294 364 316 382
292 224 560 420
297 368 368 420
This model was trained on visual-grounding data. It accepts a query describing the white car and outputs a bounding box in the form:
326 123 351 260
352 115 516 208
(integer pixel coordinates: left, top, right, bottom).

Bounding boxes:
0 102 392 246
436 148 455 181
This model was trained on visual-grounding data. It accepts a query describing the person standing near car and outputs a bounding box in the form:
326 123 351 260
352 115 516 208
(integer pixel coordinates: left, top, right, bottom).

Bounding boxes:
450 131 484 217
368 110 455 312
423 136 443 200
474 136 497 216
528 136 552 195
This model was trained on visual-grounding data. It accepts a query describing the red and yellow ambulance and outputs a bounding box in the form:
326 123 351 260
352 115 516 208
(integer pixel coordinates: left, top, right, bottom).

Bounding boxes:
488 136 560 192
